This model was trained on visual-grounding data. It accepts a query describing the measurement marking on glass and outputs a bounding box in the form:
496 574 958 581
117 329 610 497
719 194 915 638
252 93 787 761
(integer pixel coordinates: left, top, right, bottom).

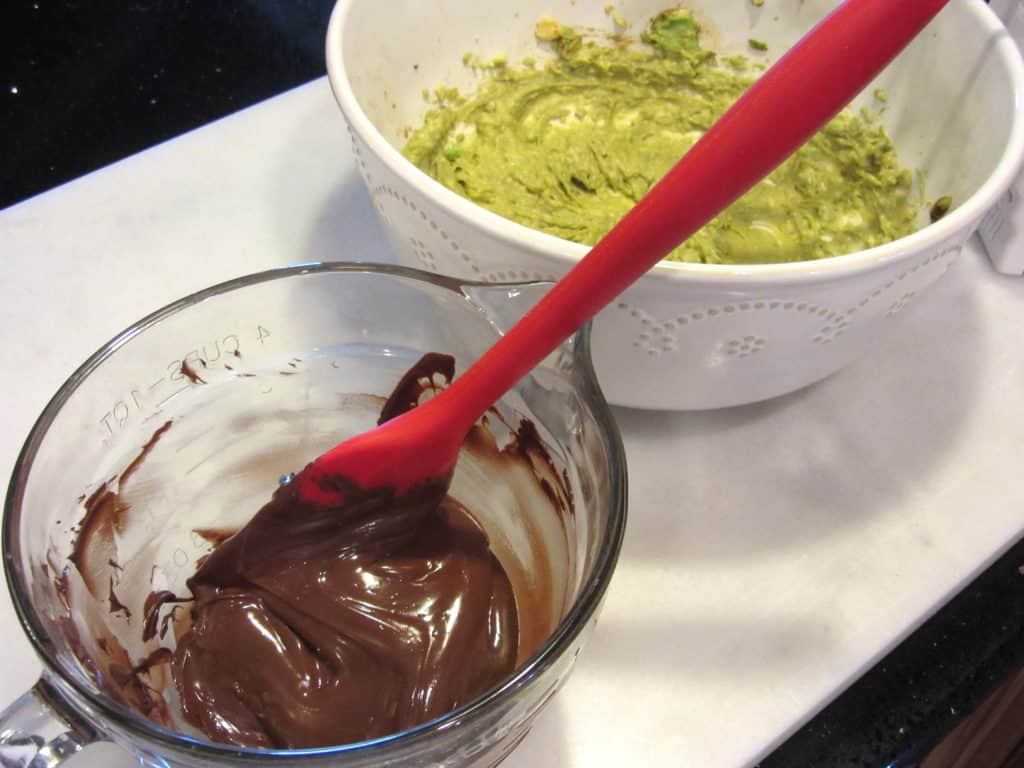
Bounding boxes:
184 447 224 476
156 385 191 409
176 424 219 454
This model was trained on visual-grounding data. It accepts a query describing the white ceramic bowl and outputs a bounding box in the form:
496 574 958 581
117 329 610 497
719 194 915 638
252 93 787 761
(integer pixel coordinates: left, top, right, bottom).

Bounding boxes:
326 0 1024 410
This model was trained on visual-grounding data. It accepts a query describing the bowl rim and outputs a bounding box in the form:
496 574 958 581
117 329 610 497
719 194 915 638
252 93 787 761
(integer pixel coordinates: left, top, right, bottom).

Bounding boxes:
2 262 629 761
325 0 1024 286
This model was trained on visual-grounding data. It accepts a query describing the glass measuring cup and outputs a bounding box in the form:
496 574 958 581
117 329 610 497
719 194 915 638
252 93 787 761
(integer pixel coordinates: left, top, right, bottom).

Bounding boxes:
0 263 627 767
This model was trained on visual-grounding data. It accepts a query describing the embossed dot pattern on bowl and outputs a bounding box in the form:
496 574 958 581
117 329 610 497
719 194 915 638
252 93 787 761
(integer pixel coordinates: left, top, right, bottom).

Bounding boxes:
611 245 962 359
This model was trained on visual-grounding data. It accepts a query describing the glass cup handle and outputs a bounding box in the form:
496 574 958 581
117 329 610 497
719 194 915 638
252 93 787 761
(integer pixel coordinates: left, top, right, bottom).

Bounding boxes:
0 678 100 767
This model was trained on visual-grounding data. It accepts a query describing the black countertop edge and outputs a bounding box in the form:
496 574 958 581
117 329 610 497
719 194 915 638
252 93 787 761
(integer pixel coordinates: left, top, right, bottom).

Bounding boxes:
760 534 1024 767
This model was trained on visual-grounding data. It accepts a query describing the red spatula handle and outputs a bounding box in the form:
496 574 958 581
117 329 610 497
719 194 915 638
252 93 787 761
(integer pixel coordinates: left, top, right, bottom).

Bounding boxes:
437 0 947 428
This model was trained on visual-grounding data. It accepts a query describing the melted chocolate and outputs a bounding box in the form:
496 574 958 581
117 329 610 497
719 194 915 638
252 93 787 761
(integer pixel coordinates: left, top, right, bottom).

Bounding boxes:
180 360 206 385
174 491 517 748
377 352 455 425
59 353 569 751
108 578 131 617
70 421 172 596
143 590 188 643
169 353 519 748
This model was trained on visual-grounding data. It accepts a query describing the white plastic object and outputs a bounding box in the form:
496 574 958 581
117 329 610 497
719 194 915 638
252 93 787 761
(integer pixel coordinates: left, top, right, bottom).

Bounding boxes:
980 0 1024 275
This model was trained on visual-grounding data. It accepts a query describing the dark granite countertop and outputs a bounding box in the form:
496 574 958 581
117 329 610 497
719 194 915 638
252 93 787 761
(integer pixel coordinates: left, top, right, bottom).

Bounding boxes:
2 2 1023 765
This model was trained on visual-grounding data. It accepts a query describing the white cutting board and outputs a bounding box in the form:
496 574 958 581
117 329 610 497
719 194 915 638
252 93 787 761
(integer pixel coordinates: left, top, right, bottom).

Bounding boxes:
2 78 1023 768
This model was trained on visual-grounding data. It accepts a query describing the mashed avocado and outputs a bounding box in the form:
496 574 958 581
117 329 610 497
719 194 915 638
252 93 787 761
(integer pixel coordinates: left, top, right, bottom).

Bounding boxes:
403 10 919 265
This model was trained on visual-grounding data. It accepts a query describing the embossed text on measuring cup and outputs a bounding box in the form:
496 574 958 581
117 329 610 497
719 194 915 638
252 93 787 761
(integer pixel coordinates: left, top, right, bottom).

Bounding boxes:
97 325 275 443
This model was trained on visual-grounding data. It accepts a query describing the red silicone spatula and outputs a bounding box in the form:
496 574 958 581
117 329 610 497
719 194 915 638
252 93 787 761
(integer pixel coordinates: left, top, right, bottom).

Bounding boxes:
296 0 949 506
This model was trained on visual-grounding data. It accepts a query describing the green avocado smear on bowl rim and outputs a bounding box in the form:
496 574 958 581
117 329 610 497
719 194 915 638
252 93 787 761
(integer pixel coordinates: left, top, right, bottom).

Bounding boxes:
402 9 922 266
